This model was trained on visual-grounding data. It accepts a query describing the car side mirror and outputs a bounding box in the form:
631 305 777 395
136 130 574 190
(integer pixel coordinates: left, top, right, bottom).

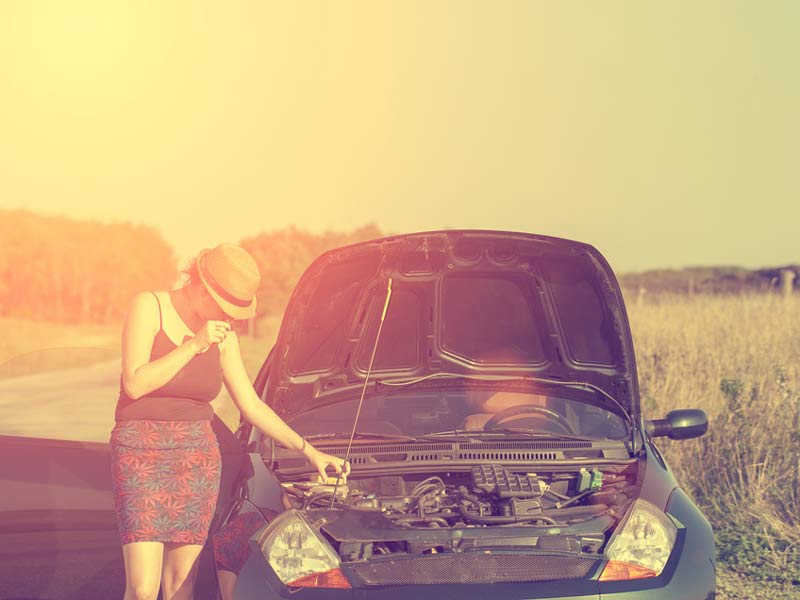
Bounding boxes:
646 409 708 440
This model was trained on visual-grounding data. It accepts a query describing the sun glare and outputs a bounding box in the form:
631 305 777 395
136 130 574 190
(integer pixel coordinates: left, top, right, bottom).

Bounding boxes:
6 3 163 111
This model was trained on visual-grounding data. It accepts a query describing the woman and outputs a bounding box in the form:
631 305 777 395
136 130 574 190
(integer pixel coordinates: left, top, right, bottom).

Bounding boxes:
110 243 349 600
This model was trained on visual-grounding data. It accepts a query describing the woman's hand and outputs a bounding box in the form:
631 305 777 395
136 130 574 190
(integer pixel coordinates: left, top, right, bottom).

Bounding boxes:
304 445 351 482
192 320 231 354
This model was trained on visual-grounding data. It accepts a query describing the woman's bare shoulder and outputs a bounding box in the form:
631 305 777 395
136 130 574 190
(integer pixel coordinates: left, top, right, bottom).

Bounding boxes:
124 291 163 328
126 291 156 309
127 290 170 306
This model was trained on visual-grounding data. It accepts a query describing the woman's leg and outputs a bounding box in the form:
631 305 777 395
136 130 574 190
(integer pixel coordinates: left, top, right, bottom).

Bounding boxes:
161 542 205 600
121 541 164 600
217 569 238 600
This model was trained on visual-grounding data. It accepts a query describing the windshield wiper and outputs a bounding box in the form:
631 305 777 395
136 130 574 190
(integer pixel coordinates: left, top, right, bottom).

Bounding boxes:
305 431 418 442
421 428 596 443
415 430 487 442
475 427 602 442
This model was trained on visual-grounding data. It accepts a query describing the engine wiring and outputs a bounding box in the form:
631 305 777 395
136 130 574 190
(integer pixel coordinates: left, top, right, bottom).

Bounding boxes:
286 465 628 532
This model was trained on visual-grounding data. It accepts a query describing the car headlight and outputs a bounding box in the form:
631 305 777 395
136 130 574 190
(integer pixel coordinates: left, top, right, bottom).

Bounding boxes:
599 499 678 581
256 509 350 589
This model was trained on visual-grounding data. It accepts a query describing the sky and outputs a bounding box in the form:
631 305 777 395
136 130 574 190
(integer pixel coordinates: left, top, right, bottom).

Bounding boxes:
1 1 798 273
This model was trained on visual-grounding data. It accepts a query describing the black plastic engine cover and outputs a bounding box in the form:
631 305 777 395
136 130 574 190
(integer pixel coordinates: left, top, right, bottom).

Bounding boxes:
471 465 543 498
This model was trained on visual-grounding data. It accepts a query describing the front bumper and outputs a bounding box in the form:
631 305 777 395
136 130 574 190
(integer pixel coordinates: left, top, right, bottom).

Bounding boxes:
233 527 714 600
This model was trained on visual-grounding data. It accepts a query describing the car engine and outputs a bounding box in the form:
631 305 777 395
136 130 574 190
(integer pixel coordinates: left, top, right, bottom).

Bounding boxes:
278 464 634 558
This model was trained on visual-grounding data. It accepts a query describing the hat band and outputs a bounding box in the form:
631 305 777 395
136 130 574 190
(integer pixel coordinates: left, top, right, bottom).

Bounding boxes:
199 256 253 308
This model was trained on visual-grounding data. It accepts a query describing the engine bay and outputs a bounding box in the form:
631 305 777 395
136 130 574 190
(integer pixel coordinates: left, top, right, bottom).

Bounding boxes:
278 463 637 559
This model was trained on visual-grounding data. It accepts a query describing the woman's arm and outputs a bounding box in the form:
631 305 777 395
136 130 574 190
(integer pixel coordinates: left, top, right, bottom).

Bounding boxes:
219 331 349 480
121 292 226 399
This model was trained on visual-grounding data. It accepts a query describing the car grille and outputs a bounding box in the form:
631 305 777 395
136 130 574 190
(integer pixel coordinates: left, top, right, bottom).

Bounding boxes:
349 553 597 585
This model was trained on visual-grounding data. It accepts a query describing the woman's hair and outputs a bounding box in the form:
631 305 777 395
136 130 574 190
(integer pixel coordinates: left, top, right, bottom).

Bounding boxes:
179 253 203 286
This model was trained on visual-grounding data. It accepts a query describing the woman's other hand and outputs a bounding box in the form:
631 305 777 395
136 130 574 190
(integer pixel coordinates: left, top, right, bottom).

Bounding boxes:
193 320 232 354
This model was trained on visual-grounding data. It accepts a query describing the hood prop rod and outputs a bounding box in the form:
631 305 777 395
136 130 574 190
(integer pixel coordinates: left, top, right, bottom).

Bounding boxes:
330 277 394 508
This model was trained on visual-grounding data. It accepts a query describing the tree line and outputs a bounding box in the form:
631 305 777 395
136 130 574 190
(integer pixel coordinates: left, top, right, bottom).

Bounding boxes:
618 265 800 296
0 209 383 326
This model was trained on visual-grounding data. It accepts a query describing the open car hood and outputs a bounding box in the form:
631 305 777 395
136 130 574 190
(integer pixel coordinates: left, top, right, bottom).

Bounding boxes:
267 230 640 419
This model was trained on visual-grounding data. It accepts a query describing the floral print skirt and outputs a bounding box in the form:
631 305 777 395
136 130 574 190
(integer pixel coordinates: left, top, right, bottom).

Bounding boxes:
109 420 221 545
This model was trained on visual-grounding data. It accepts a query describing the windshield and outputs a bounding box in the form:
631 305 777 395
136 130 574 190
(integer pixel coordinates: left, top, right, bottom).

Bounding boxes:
284 388 628 441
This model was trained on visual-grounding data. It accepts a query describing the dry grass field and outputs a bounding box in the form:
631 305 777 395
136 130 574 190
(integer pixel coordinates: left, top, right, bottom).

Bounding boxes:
2 295 799 596
627 293 800 596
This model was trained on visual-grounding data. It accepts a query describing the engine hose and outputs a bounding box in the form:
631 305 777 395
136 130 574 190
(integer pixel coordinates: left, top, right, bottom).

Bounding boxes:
417 491 442 518
393 516 450 528
458 491 487 515
545 489 571 501
411 477 446 496
555 489 594 509
457 504 556 525
410 480 444 498
302 492 348 510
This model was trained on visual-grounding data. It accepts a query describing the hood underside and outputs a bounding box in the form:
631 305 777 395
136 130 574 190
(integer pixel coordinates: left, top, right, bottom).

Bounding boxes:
269 230 639 417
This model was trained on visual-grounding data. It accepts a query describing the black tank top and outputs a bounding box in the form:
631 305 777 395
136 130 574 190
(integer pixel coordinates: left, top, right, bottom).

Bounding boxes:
115 292 223 421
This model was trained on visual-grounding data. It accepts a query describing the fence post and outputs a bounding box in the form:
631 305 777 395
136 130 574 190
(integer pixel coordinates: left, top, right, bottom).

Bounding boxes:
779 269 796 297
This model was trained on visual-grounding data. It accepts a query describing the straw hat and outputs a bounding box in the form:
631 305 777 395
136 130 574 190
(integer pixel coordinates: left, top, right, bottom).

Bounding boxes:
196 243 260 320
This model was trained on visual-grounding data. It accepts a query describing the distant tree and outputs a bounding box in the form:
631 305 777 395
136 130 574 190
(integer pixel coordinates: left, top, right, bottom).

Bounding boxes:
0 209 385 326
0 210 176 325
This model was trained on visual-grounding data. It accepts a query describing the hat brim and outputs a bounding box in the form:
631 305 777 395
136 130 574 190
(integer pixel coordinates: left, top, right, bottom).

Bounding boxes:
197 250 257 321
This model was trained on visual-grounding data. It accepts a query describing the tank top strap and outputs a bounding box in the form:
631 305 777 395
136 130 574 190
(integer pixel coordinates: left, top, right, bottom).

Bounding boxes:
151 291 163 331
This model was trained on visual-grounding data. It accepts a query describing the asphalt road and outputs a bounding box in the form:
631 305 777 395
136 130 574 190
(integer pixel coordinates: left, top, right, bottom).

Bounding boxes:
0 360 235 443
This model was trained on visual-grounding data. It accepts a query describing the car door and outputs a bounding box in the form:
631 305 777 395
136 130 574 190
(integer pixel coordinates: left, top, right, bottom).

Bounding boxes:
0 434 125 600
0 348 240 600
0 348 122 599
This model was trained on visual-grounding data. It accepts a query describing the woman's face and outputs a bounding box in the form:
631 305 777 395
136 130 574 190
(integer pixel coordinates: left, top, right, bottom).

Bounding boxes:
192 284 233 323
